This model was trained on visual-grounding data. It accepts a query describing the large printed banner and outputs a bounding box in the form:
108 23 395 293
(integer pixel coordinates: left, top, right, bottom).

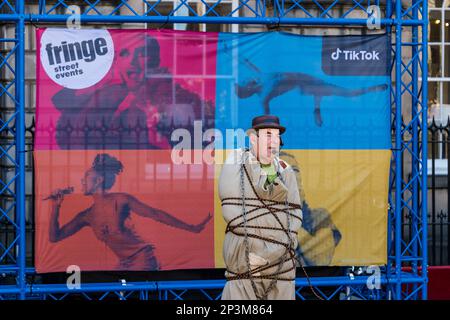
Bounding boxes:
35 28 390 273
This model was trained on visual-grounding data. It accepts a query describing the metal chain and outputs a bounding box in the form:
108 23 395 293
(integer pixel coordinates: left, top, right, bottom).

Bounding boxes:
229 150 323 300
238 149 296 300
240 149 261 300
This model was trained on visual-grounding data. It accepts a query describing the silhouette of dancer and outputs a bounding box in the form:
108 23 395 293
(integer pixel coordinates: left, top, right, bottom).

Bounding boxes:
48 153 212 270
234 59 387 126
52 34 213 149
279 151 342 266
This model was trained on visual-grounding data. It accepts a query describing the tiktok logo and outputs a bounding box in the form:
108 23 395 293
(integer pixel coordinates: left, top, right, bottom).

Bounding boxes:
331 48 342 61
322 35 388 76
330 48 380 61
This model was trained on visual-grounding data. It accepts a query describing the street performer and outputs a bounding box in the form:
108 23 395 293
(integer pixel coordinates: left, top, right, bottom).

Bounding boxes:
219 115 303 300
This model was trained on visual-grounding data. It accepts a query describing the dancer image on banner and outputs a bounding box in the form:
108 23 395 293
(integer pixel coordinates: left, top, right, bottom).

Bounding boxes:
233 58 387 127
47 153 212 271
279 151 342 266
52 34 212 150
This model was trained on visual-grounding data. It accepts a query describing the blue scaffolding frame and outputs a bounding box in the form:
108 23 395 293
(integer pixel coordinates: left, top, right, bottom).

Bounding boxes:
0 0 428 300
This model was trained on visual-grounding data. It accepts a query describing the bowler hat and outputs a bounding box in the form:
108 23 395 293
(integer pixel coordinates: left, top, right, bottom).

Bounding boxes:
249 115 286 134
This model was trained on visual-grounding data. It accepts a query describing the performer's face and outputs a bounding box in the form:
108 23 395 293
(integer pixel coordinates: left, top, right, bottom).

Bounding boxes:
250 128 281 164
81 169 103 195
117 45 156 91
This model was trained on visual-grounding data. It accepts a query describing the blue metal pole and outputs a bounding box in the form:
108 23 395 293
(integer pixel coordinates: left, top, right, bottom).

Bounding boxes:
15 0 26 300
39 0 46 15
0 276 426 296
386 0 394 300
6 14 422 26
395 0 403 301
15 0 27 301
421 0 429 300
410 0 422 298
0 14 20 21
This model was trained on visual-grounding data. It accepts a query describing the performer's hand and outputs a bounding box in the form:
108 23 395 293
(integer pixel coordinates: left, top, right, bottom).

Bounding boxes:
191 213 212 233
49 189 66 207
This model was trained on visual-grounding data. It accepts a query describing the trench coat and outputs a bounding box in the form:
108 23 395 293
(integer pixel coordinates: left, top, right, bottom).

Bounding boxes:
219 149 303 300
